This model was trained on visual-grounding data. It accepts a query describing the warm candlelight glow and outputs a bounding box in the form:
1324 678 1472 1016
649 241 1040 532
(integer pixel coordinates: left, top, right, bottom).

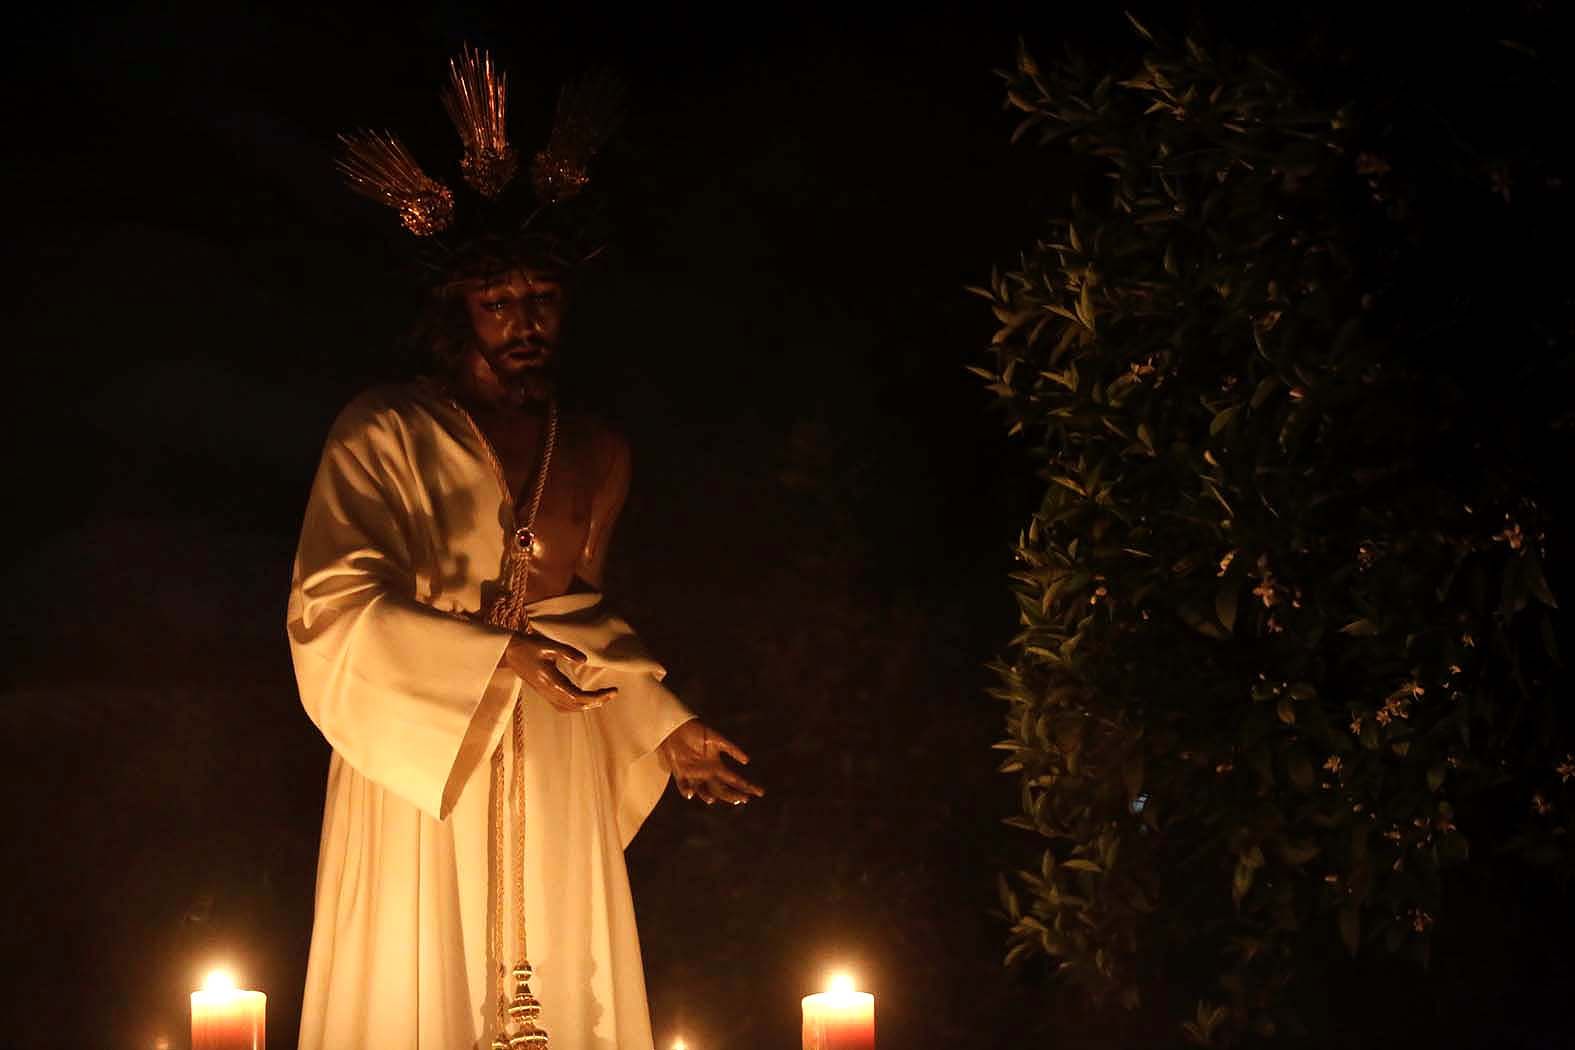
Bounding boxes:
191 970 265 1050
672 1040 688 1050
803 971 874 1050
203 970 238 994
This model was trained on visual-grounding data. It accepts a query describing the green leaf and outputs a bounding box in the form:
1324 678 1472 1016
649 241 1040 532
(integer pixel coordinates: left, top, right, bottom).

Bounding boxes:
1076 285 1096 329
1251 375 1282 409
1049 474 1087 497
1230 845 1264 906
1216 583 1240 634
1277 840 1320 865
1201 480 1235 518
1125 11 1157 44
1063 858 1104 873
1340 618 1380 637
997 872 1021 919
1016 38 1041 77
1209 404 1242 436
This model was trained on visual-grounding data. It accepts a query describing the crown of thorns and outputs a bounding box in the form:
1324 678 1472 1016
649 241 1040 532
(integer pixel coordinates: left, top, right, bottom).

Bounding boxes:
335 46 620 272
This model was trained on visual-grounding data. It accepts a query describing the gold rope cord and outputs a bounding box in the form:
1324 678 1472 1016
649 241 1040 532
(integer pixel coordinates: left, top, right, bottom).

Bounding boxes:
491 745 506 1019
453 396 558 1050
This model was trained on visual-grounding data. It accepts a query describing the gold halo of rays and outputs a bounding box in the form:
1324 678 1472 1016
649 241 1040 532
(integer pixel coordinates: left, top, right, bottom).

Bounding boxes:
444 44 517 198
334 45 624 246
530 69 623 205
334 130 455 236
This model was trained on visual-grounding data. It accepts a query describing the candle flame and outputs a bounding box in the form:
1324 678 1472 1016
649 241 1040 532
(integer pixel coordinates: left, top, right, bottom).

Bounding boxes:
203 970 237 994
828 972 856 995
672 1040 688 1050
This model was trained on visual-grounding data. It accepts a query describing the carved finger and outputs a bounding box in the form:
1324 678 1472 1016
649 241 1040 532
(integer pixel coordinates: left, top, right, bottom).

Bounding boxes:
719 768 765 798
541 682 607 713
708 779 751 805
543 689 588 713
544 666 616 709
537 647 588 671
713 733 751 766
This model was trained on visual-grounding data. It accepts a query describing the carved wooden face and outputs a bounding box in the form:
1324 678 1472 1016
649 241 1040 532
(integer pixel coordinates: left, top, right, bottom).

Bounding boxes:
460 267 567 389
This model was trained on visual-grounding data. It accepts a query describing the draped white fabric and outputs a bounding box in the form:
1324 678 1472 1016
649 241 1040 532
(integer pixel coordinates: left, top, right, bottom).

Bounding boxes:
288 384 694 1050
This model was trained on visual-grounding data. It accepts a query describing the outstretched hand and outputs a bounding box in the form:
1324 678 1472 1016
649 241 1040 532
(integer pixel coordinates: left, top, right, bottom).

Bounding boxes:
659 720 765 806
503 633 618 713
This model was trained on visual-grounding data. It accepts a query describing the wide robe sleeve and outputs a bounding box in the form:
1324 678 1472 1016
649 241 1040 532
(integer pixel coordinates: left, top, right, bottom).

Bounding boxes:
523 595 697 846
287 395 517 821
594 667 697 848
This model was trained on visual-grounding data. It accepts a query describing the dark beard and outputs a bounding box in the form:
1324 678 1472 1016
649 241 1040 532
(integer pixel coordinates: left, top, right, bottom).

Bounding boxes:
446 339 560 412
496 349 558 406
478 338 557 397
509 369 557 405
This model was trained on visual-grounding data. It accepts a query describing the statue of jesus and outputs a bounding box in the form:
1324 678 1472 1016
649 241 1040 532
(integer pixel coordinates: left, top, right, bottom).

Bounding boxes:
287 237 763 1048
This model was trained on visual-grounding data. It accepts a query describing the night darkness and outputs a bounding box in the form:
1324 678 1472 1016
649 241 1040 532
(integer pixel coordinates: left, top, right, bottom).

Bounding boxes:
4 4 1573 1050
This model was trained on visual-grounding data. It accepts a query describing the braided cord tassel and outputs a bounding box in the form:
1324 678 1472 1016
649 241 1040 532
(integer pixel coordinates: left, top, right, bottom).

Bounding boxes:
505 697 548 1047
458 398 558 1049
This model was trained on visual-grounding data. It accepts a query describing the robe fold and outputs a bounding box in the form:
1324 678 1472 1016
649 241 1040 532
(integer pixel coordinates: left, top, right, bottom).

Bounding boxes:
288 382 693 1050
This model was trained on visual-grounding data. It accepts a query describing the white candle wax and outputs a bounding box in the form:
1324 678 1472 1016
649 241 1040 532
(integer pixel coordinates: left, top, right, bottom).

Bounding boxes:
802 974 874 1050
191 972 265 1050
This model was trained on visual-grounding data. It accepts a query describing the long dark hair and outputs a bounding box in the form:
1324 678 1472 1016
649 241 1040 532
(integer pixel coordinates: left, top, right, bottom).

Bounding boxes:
404 277 478 377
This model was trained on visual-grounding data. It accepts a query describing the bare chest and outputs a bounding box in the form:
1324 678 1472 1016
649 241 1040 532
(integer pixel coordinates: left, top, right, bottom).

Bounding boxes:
475 415 595 581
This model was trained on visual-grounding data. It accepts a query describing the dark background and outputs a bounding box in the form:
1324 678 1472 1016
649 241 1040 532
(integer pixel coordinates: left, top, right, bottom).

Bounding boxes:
2 4 1570 1050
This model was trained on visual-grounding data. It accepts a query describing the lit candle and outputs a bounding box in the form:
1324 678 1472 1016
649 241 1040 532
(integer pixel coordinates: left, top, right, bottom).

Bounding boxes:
190 970 266 1050
801 972 874 1050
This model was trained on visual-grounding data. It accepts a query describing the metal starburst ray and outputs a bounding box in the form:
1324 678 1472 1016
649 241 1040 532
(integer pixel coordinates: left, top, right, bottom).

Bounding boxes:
335 44 618 252
335 130 455 236
530 69 624 204
444 45 518 198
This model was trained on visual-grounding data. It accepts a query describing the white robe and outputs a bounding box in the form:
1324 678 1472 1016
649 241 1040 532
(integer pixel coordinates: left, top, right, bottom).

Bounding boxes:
288 382 694 1050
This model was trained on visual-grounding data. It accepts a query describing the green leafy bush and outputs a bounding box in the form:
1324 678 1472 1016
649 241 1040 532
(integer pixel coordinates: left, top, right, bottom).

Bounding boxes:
977 14 1574 1044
